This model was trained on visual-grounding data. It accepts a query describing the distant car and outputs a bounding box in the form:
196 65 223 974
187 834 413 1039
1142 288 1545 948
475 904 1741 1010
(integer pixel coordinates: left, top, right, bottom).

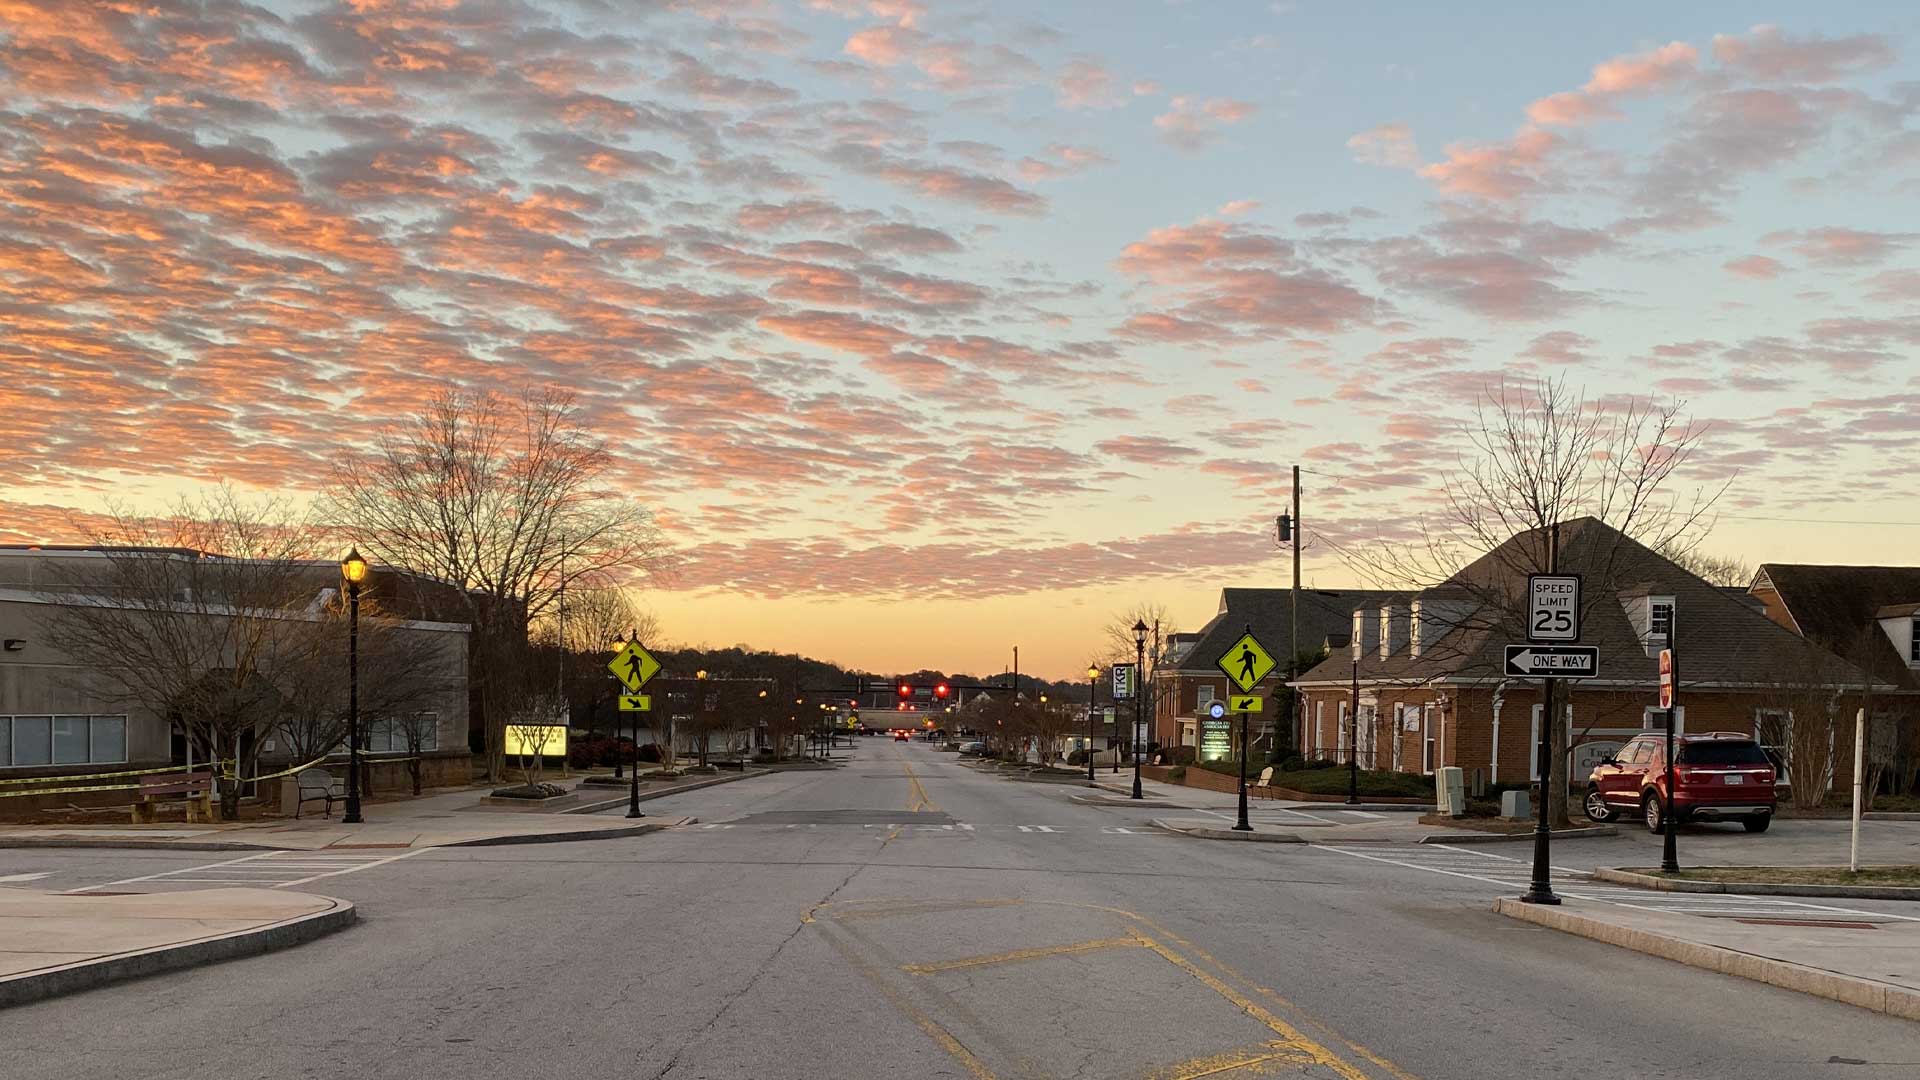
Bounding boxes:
894 731 908 742
1584 731 1777 833
958 741 986 756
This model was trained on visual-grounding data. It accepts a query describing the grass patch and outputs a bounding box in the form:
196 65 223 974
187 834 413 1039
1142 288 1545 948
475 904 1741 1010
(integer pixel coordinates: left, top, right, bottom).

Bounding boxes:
1194 760 1431 798
1647 866 1920 887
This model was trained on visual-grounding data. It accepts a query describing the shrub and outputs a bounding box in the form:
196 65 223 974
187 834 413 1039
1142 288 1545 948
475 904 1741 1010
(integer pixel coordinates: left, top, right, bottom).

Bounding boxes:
1066 748 1088 765
569 736 633 769
1278 755 1307 772
636 743 664 764
1161 745 1197 766
1165 766 1187 782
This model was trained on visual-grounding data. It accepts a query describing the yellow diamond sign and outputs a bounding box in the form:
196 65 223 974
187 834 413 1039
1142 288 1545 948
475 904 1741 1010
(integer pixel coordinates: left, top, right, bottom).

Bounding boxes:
608 642 661 692
1216 631 1276 692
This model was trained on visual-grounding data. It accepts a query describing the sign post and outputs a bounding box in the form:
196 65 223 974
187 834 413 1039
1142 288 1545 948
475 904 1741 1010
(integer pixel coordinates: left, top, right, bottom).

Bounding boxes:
1519 572 1587 907
1215 627 1275 834
609 641 662 819
1659 647 1679 873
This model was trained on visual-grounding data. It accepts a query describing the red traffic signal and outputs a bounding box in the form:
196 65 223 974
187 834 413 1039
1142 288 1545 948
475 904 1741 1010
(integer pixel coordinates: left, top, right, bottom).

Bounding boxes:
934 683 950 699
897 683 911 697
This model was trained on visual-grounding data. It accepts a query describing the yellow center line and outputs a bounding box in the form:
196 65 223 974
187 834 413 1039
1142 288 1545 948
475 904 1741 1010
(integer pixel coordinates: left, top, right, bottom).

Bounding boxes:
815 920 998 1080
1145 1042 1315 1080
901 753 937 813
900 936 1145 975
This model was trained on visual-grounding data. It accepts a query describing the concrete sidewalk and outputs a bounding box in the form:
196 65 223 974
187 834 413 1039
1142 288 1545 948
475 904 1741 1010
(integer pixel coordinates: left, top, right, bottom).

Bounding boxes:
0 886 354 1007
1154 814 1617 845
1496 896 1920 1020
0 777 716 851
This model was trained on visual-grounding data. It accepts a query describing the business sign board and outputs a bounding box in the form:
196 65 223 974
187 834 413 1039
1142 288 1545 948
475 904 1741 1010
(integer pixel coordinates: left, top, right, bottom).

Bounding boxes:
1199 717 1232 761
503 724 569 758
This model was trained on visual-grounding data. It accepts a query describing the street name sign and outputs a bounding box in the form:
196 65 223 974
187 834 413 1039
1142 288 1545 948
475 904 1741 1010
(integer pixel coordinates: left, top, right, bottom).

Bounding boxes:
609 642 661 692
618 694 652 712
1229 695 1264 713
1111 663 1136 700
1216 631 1276 692
1527 574 1582 643
1504 645 1599 679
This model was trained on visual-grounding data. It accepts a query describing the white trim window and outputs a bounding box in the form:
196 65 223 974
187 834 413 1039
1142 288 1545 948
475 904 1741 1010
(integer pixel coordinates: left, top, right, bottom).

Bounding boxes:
0 714 127 767
1421 705 1436 774
1640 706 1686 734
1337 702 1351 763
1754 708 1791 785
1195 685 1216 710
1314 700 1326 759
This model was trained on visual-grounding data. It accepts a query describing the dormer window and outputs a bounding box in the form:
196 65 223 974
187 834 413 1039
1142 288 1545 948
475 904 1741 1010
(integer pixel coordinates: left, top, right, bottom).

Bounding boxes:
1911 618 1920 664
1650 598 1674 642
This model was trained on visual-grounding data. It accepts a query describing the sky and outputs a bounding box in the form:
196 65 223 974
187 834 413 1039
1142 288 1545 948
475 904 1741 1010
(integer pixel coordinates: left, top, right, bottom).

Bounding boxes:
3 2 1919 679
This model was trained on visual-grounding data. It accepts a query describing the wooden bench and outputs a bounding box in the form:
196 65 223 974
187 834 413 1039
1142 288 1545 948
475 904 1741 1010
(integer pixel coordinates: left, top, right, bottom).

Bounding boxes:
294 768 345 819
131 770 214 823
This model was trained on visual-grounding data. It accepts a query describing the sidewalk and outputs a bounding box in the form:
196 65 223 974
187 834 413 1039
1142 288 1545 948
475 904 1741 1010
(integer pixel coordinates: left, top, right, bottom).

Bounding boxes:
0 775 730 851
1496 896 1920 1020
0 886 354 1007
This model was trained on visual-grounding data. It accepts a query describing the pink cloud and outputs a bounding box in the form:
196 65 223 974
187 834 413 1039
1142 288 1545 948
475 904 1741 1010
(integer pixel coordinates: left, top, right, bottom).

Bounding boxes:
1417 126 1560 200
1056 57 1123 109
1723 254 1786 279
1711 25 1896 84
1347 121 1420 168
1761 227 1911 267
1153 97 1257 151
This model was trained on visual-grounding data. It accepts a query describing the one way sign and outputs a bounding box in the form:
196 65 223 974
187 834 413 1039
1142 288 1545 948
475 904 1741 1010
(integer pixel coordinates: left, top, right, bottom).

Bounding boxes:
1504 644 1599 679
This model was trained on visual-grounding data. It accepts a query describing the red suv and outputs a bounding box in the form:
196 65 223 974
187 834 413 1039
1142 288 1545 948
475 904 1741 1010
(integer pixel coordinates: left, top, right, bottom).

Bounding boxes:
1583 731 1777 833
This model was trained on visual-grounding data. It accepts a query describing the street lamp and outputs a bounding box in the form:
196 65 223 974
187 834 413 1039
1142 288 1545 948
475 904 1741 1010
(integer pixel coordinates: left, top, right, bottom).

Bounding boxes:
1131 619 1147 800
339 549 369 824
1086 664 1099 783
611 633 627 779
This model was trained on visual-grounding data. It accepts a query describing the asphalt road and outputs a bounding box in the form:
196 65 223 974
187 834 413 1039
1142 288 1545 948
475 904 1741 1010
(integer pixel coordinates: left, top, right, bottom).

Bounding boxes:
4 741 1919 1079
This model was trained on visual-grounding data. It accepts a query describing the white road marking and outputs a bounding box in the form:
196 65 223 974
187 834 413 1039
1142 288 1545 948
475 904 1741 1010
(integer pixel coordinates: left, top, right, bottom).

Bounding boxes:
1016 825 1034 832
69 848 429 893
0 872 54 883
1034 825 1056 833
959 823 975 831
1338 810 1386 820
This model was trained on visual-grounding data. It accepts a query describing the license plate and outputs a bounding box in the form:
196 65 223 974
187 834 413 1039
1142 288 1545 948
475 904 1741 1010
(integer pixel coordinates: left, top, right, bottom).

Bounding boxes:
1724 775 1745 785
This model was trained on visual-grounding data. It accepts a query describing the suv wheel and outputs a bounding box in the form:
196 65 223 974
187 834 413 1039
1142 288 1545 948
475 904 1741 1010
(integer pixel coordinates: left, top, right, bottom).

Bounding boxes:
1743 815 1771 834
1643 792 1664 834
1583 787 1616 823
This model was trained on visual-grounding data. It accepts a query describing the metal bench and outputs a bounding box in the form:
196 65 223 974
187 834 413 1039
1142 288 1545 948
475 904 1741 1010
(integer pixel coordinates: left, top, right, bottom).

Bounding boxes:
131 769 214 823
295 768 345 819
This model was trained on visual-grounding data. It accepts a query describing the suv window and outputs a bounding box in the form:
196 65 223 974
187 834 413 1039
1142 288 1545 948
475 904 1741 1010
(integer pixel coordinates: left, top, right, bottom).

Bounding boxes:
1677 741 1770 766
1620 741 1653 765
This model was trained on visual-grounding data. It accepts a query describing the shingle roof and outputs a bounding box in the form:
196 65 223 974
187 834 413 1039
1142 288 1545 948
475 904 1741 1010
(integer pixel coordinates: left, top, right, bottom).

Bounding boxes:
1294 518 1889 693
1165 587 1400 676
1755 564 1920 689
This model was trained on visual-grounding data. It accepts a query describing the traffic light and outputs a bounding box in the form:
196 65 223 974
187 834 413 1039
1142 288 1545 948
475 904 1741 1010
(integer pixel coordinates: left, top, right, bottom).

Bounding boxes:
897 683 911 698
934 683 950 699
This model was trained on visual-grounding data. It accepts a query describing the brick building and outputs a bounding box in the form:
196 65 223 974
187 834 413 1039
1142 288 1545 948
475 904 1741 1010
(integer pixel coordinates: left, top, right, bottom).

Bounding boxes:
1152 586 1395 757
1289 519 1897 792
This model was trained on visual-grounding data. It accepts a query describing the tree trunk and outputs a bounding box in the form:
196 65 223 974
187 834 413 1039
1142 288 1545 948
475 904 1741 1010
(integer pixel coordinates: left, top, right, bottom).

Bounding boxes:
408 758 423 797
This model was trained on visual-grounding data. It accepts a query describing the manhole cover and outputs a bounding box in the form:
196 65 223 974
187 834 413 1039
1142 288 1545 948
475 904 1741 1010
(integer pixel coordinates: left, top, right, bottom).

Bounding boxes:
732 809 956 826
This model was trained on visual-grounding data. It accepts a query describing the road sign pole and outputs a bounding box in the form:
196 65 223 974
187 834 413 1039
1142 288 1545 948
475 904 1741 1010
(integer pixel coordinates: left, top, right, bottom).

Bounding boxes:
1131 635 1145 800
1521 675 1561 905
627 697 644 819
1235 706 1251 831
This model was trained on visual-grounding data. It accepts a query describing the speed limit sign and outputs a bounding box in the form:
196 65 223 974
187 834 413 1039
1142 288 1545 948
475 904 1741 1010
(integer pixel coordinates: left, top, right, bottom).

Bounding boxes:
1527 574 1582 643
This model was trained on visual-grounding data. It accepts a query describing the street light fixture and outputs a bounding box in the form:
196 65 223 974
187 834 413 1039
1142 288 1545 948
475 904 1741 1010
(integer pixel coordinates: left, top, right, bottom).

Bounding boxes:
1086 664 1099 783
340 549 368 824
1131 619 1148 800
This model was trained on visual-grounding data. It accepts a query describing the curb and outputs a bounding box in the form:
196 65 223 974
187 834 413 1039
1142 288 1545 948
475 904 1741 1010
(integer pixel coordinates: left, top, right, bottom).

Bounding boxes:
1592 866 1920 901
561 765 775 813
0 894 356 1009
0 838 274 852
1865 812 1920 822
439 816 691 847
1492 897 1920 1021
1067 794 1182 808
1416 826 1619 845
1151 819 1305 844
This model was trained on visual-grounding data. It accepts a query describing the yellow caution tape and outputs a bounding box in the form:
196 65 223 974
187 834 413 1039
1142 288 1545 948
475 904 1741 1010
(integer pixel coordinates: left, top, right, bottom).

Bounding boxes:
0 781 146 799
0 763 197 787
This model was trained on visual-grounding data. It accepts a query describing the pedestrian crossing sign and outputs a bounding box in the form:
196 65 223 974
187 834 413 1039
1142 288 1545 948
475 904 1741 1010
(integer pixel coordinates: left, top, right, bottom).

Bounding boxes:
618 695 651 712
1216 630 1276 692
609 641 661 692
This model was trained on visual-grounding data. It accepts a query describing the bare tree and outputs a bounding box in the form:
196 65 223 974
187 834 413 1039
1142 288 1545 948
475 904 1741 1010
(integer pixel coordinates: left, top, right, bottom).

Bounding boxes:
1101 603 1176 666
40 489 318 820
1340 376 1726 825
1657 543 1752 589
327 388 671 782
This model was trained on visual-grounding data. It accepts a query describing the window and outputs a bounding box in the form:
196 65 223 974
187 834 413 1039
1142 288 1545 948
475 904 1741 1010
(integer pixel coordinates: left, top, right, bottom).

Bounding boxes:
0 715 127 767
1649 599 1674 640
1641 706 1686 733
1754 708 1791 783
1337 702 1350 763
1314 700 1325 758
1528 704 1573 781
1677 741 1769 766
363 714 440 754
1195 685 1215 709
1911 618 1919 663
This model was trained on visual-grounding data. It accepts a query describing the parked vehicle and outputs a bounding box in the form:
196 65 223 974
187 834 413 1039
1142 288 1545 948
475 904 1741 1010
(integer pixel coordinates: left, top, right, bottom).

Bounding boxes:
1584 731 1777 833
958 741 986 756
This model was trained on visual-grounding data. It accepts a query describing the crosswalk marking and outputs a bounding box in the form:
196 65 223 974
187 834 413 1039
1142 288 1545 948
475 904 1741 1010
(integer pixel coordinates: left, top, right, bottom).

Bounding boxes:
1314 843 1920 923
70 848 428 893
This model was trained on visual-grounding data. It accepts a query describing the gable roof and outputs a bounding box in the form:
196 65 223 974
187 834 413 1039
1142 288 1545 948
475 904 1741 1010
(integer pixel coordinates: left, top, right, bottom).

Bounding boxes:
1164 587 1401 676
1294 518 1889 693
1753 564 1920 689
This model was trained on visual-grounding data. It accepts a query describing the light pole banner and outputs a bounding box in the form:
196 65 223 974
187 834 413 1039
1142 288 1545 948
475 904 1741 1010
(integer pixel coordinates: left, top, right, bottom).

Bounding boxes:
1111 663 1136 700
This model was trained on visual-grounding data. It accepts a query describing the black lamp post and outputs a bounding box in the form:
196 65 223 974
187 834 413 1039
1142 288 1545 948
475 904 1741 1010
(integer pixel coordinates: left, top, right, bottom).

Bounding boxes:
1086 664 1099 783
1131 619 1147 800
340 549 368 824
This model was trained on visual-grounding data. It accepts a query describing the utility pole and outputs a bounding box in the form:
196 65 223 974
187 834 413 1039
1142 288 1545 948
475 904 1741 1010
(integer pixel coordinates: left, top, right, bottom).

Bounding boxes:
1290 465 1301 758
